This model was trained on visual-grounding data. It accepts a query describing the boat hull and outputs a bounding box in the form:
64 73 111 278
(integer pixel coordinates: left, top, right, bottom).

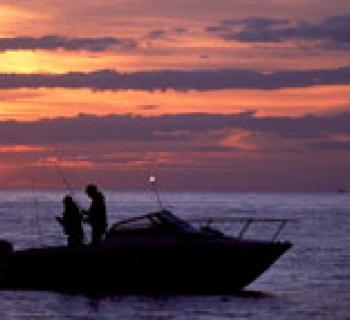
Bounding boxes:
0 239 291 294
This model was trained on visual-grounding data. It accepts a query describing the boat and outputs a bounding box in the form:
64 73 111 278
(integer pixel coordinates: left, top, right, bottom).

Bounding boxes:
0 209 292 294
337 189 347 193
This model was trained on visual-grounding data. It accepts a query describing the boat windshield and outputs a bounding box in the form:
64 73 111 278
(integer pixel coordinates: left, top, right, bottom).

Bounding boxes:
109 209 198 234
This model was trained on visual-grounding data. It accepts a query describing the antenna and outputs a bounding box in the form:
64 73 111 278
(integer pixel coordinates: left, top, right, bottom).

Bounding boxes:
149 175 163 210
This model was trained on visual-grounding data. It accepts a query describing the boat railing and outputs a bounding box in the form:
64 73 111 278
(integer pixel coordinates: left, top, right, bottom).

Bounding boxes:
190 217 295 242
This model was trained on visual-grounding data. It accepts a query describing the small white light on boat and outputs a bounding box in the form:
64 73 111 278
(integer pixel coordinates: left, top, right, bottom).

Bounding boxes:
149 176 156 183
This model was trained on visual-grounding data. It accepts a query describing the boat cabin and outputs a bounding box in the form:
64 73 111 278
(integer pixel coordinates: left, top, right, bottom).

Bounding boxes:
107 209 199 237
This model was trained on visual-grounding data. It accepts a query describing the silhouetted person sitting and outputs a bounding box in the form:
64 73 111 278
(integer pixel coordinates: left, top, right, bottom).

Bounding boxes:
56 195 84 247
83 184 108 246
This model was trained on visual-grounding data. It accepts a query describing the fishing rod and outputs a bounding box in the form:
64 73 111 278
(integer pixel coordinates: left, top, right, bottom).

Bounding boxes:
53 160 76 198
51 155 87 243
30 176 43 247
51 155 85 213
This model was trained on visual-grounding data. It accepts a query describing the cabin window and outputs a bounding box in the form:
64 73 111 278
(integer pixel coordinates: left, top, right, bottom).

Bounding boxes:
110 216 158 232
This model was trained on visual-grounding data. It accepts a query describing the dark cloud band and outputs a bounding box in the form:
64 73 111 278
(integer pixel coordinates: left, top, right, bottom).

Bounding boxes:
207 15 350 50
0 66 349 91
0 35 136 52
0 112 349 148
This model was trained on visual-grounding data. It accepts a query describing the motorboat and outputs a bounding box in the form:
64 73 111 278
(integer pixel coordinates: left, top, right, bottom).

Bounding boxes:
0 209 292 293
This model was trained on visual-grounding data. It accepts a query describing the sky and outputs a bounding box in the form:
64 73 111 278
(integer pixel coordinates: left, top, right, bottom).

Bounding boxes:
0 0 349 191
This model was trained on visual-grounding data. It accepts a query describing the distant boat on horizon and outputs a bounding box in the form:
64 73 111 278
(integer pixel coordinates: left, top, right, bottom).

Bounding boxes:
337 189 347 193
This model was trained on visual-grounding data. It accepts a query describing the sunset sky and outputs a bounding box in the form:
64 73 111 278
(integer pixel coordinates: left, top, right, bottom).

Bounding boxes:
0 0 349 190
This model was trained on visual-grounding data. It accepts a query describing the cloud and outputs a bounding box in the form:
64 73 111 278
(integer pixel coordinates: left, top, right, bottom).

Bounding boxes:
1 111 350 190
0 35 137 52
1 112 350 152
173 27 187 34
0 145 46 153
207 15 350 50
143 27 187 41
137 104 159 110
308 140 350 150
0 113 226 145
145 29 167 40
0 66 349 91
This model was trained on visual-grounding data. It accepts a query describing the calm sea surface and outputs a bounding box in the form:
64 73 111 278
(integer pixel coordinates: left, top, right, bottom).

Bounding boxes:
0 191 349 319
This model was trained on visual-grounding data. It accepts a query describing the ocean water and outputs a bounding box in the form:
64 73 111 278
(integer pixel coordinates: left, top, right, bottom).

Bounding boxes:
0 190 349 320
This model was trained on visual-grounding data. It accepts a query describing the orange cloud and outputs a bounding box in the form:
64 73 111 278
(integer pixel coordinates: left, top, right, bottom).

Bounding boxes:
0 145 45 153
0 85 348 121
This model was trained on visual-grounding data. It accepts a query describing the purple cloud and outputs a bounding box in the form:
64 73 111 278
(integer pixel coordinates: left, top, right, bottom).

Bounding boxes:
0 112 350 152
0 66 349 91
207 15 350 50
0 35 137 52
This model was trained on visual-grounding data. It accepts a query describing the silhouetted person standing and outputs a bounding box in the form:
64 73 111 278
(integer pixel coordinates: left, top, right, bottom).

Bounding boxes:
84 184 108 246
56 195 84 247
